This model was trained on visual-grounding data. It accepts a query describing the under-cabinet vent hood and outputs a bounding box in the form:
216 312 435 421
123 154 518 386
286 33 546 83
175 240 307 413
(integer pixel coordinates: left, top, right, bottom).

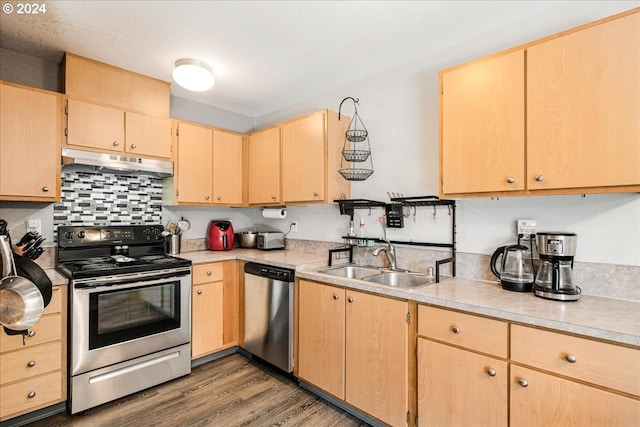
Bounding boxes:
61 148 173 178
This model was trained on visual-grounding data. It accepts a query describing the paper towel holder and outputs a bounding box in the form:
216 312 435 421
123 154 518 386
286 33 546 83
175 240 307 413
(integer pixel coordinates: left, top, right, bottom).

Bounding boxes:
261 207 287 219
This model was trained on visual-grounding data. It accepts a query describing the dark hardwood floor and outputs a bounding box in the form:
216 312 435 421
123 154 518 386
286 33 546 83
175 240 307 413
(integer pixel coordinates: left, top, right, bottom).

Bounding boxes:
30 353 368 427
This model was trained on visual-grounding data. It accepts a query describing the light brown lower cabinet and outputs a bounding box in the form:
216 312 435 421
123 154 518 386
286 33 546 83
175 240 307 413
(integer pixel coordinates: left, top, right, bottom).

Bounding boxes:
297 279 409 426
0 286 67 421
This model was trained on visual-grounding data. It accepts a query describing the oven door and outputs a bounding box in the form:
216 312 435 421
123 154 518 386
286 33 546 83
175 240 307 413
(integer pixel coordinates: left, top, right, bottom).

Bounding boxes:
71 269 191 376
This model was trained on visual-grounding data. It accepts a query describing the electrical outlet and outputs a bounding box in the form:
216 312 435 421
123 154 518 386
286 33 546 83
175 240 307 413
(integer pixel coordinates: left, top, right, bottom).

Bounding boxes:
25 218 42 235
291 221 298 232
517 219 537 237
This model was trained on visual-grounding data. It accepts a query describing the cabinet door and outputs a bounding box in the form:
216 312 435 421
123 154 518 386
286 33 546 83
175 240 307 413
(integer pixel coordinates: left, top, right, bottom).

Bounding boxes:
511 365 640 427
66 98 125 152
0 83 60 201
282 111 325 203
176 122 212 204
297 280 345 400
417 339 507 427
248 127 281 204
440 49 525 195
125 112 172 159
191 281 223 359
345 290 408 427
212 130 243 205
527 12 640 190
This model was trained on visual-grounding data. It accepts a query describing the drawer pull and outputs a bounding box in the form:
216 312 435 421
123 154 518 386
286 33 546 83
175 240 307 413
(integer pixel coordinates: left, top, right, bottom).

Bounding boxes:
487 368 496 377
197 290 203 295
28 330 36 337
451 326 461 334
113 140 119 147
518 378 529 388
506 176 515 184
206 271 212 276
27 361 36 367
348 297 354 303
42 186 49 192
130 144 137 149
27 391 36 399
333 294 339 300
565 354 577 363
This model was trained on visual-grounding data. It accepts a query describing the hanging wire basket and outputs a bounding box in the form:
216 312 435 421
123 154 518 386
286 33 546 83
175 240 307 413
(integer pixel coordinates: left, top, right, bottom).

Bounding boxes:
339 168 374 181
346 128 368 143
341 149 370 162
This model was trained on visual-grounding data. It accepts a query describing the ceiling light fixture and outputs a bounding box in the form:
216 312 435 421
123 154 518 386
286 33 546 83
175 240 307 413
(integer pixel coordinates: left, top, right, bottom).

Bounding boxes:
172 58 215 92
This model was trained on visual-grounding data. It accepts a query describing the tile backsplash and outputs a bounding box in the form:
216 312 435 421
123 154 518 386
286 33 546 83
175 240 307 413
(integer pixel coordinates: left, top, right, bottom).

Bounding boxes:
53 168 163 237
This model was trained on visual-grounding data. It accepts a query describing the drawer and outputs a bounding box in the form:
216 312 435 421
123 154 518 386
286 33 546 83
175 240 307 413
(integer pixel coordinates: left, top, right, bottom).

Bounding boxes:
511 324 640 396
193 262 223 284
418 305 508 358
0 314 62 353
0 341 62 385
43 286 63 315
0 371 62 419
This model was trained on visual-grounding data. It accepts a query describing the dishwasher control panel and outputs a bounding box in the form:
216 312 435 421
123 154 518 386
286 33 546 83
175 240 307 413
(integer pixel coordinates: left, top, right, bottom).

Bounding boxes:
244 262 294 282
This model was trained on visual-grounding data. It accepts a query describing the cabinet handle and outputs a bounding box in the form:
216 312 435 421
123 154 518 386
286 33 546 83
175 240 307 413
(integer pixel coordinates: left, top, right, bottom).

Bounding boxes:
42 186 49 192
27 391 36 399
487 368 496 377
27 360 36 367
130 144 137 149
205 195 210 200
332 294 339 300
271 195 276 200
27 330 36 337
197 290 203 295
506 176 515 184
451 326 461 334
206 271 212 276
565 354 577 363
535 174 544 182
313 191 319 197
518 378 529 388
348 297 354 303
216 196 222 201
113 141 119 146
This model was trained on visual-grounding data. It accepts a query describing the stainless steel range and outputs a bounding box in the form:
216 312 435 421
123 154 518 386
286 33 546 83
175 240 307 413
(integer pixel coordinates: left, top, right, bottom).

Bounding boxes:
57 225 192 414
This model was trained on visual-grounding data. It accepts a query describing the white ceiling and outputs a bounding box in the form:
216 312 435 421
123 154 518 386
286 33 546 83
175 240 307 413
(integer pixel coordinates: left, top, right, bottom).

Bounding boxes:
1 1 572 117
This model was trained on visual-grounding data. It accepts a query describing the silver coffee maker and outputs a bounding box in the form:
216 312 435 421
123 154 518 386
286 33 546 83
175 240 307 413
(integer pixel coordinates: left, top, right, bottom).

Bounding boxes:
534 232 581 301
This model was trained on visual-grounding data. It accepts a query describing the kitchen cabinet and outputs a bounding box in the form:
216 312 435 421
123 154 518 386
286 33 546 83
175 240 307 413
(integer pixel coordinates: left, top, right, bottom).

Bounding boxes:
282 110 350 203
297 279 409 426
65 98 172 159
510 324 640 427
440 49 525 195
247 126 281 205
174 121 213 204
526 11 640 192
191 261 239 359
440 9 640 197
0 286 67 421
0 81 61 202
416 305 508 427
212 130 244 205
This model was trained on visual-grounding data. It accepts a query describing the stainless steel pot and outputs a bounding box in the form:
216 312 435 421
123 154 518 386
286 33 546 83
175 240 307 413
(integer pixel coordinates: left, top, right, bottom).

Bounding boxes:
0 226 44 331
235 231 258 248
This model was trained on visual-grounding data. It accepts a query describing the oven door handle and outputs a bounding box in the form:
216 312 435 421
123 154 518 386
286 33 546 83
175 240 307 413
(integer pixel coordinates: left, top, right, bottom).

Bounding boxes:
74 270 190 289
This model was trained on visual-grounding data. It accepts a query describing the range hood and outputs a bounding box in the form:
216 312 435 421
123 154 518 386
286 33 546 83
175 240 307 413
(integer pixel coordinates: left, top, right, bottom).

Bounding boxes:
61 148 173 178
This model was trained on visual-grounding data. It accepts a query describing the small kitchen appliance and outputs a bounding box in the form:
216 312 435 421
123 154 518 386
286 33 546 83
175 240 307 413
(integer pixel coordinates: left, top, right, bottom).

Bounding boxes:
534 232 580 301
490 244 535 292
207 220 234 251
257 231 285 250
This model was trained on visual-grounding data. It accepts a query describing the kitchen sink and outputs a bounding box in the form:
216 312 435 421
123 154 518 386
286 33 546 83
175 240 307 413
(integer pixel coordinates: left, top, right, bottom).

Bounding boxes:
319 265 380 279
363 271 435 289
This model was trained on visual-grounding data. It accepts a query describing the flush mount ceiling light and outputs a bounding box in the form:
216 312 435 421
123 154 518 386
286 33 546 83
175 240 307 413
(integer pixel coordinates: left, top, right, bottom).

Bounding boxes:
172 58 215 92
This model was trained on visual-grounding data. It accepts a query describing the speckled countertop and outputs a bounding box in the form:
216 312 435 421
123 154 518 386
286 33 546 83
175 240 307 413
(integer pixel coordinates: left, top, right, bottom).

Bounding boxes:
48 248 640 347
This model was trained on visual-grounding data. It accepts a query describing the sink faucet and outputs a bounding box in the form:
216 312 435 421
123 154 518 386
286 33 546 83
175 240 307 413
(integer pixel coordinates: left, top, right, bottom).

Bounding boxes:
373 240 397 270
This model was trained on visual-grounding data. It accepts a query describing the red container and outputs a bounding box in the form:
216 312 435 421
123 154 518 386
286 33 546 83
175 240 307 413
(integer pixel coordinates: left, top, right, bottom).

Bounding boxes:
206 220 234 251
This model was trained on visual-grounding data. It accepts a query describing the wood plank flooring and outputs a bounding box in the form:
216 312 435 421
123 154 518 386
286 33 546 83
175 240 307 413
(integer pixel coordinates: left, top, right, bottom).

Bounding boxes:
28 354 368 427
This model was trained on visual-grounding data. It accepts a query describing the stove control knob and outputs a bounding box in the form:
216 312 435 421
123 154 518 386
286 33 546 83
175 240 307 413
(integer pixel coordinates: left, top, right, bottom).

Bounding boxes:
78 231 86 239
64 231 73 239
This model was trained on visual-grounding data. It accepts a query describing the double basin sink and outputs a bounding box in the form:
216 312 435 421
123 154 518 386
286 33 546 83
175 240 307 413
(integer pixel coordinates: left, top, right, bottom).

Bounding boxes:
318 264 436 289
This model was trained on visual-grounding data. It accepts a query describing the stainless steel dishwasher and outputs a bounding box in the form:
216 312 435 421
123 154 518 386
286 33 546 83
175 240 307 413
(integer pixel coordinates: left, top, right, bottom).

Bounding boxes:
243 262 294 372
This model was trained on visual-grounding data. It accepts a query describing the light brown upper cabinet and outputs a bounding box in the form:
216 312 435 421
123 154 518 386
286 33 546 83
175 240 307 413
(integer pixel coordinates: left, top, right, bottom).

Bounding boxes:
440 49 525 195
440 8 640 197
247 126 281 205
212 130 244 206
527 11 640 192
65 99 172 159
282 110 350 204
174 121 213 205
0 82 61 202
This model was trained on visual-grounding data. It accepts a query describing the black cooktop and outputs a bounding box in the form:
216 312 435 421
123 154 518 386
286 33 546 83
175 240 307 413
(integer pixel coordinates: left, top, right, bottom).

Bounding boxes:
57 254 192 280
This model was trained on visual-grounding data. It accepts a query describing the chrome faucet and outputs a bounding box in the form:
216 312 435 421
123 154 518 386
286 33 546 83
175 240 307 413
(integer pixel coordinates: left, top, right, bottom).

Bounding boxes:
373 240 397 270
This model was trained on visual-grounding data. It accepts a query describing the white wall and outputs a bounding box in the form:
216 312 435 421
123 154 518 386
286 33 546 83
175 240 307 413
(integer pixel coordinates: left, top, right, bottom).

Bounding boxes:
250 1 640 266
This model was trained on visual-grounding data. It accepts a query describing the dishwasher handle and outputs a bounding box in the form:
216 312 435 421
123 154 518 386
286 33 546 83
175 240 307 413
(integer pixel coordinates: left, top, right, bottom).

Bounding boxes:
244 262 295 282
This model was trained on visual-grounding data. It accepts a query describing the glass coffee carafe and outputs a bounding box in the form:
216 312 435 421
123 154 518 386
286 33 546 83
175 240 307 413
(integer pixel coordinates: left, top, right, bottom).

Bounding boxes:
534 232 581 301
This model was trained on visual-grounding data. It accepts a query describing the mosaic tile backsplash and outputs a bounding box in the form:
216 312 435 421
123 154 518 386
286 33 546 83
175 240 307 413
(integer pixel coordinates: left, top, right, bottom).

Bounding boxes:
53 169 163 238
